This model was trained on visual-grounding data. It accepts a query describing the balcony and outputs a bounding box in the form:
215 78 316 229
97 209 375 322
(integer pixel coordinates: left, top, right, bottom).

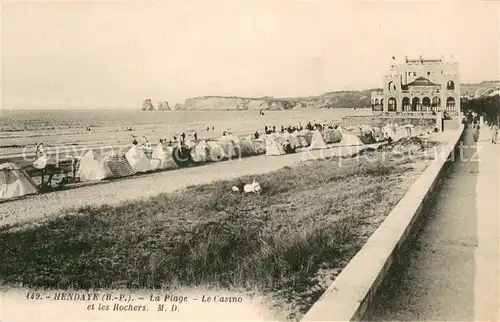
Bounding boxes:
401 89 441 95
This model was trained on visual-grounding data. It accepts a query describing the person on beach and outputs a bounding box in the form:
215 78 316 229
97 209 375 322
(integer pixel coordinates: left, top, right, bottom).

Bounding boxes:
472 122 480 142
254 131 260 139
38 142 44 156
35 143 40 158
141 136 149 147
132 137 138 145
181 132 186 142
194 132 198 141
491 122 498 144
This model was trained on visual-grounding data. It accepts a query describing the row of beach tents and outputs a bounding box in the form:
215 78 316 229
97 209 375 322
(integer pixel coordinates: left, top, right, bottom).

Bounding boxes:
0 123 415 201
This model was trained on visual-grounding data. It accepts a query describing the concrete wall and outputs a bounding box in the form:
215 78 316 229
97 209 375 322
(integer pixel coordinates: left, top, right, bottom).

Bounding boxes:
300 125 465 322
342 115 437 128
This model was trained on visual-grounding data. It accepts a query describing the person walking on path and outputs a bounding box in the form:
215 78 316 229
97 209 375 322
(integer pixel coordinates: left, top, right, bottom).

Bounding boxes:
491 122 498 144
472 122 480 142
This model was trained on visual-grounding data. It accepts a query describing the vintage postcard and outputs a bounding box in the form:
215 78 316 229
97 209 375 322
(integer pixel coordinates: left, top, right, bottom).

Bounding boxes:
1 0 499 321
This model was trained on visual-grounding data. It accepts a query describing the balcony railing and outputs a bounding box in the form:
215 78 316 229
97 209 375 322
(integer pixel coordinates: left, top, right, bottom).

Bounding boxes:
402 89 441 94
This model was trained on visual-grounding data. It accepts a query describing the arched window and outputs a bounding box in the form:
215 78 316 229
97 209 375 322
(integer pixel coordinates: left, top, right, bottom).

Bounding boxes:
422 97 431 111
380 98 384 110
373 98 380 111
447 80 455 90
402 97 410 111
431 97 441 110
388 97 397 111
446 97 456 111
412 97 421 111
388 81 396 91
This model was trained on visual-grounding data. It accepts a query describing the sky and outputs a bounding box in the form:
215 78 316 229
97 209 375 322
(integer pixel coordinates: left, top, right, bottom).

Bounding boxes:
2 0 499 109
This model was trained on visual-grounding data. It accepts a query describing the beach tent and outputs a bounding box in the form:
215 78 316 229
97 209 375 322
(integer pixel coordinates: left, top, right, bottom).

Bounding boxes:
238 136 255 158
206 141 228 162
339 128 364 146
371 127 385 142
288 133 302 149
140 147 154 159
172 143 193 167
393 126 410 142
190 140 209 163
309 130 328 150
323 129 342 144
297 130 312 147
265 134 286 156
382 124 397 141
402 124 414 137
151 143 179 170
103 150 134 178
78 150 113 181
251 139 266 155
356 125 376 144
218 136 239 159
0 163 38 201
33 155 48 170
126 145 153 173
293 131 309 148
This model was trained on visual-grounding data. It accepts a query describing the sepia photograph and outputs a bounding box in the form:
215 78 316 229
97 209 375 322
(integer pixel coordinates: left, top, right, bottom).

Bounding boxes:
0 0 499 321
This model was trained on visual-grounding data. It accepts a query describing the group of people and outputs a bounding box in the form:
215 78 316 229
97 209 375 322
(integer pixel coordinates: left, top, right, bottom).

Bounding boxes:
128 119 345 149
466 113 498 144
134 130 203 148
263 120 340 135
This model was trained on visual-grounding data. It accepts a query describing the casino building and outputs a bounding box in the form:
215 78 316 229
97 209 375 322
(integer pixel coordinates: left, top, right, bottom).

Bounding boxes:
371 56 460 114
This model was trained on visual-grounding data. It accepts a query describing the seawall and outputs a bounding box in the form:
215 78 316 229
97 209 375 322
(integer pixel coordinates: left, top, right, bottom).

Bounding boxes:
301 124 465 321
341 114 438 128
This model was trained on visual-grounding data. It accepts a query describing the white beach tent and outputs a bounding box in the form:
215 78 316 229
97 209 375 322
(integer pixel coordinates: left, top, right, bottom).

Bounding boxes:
78 150 113 181
308 130 328 150
339 128 364 146
126 145 153 173
265 134 286 156
151 143 179 170
288 132 302 149
0 162 38 201
33 155 48 169
190 140 209 163
382 123 396 141
103 150 134 178
206 140 228 161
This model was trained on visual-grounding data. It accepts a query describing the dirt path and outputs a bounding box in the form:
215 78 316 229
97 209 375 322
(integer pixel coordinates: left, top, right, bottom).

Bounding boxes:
367 126 499 321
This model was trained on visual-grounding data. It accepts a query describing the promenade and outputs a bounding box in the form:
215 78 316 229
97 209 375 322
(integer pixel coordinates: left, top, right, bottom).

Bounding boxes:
368 126 499 321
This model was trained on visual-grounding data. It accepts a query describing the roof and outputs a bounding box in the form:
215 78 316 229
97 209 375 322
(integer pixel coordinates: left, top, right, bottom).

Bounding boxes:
407 77 438 86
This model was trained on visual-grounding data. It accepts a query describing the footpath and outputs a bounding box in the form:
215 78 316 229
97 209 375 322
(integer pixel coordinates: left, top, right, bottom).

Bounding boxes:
368 126 499 321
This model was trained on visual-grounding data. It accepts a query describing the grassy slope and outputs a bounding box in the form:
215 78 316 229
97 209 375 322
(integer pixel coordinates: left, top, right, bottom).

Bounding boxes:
0 148 435 319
